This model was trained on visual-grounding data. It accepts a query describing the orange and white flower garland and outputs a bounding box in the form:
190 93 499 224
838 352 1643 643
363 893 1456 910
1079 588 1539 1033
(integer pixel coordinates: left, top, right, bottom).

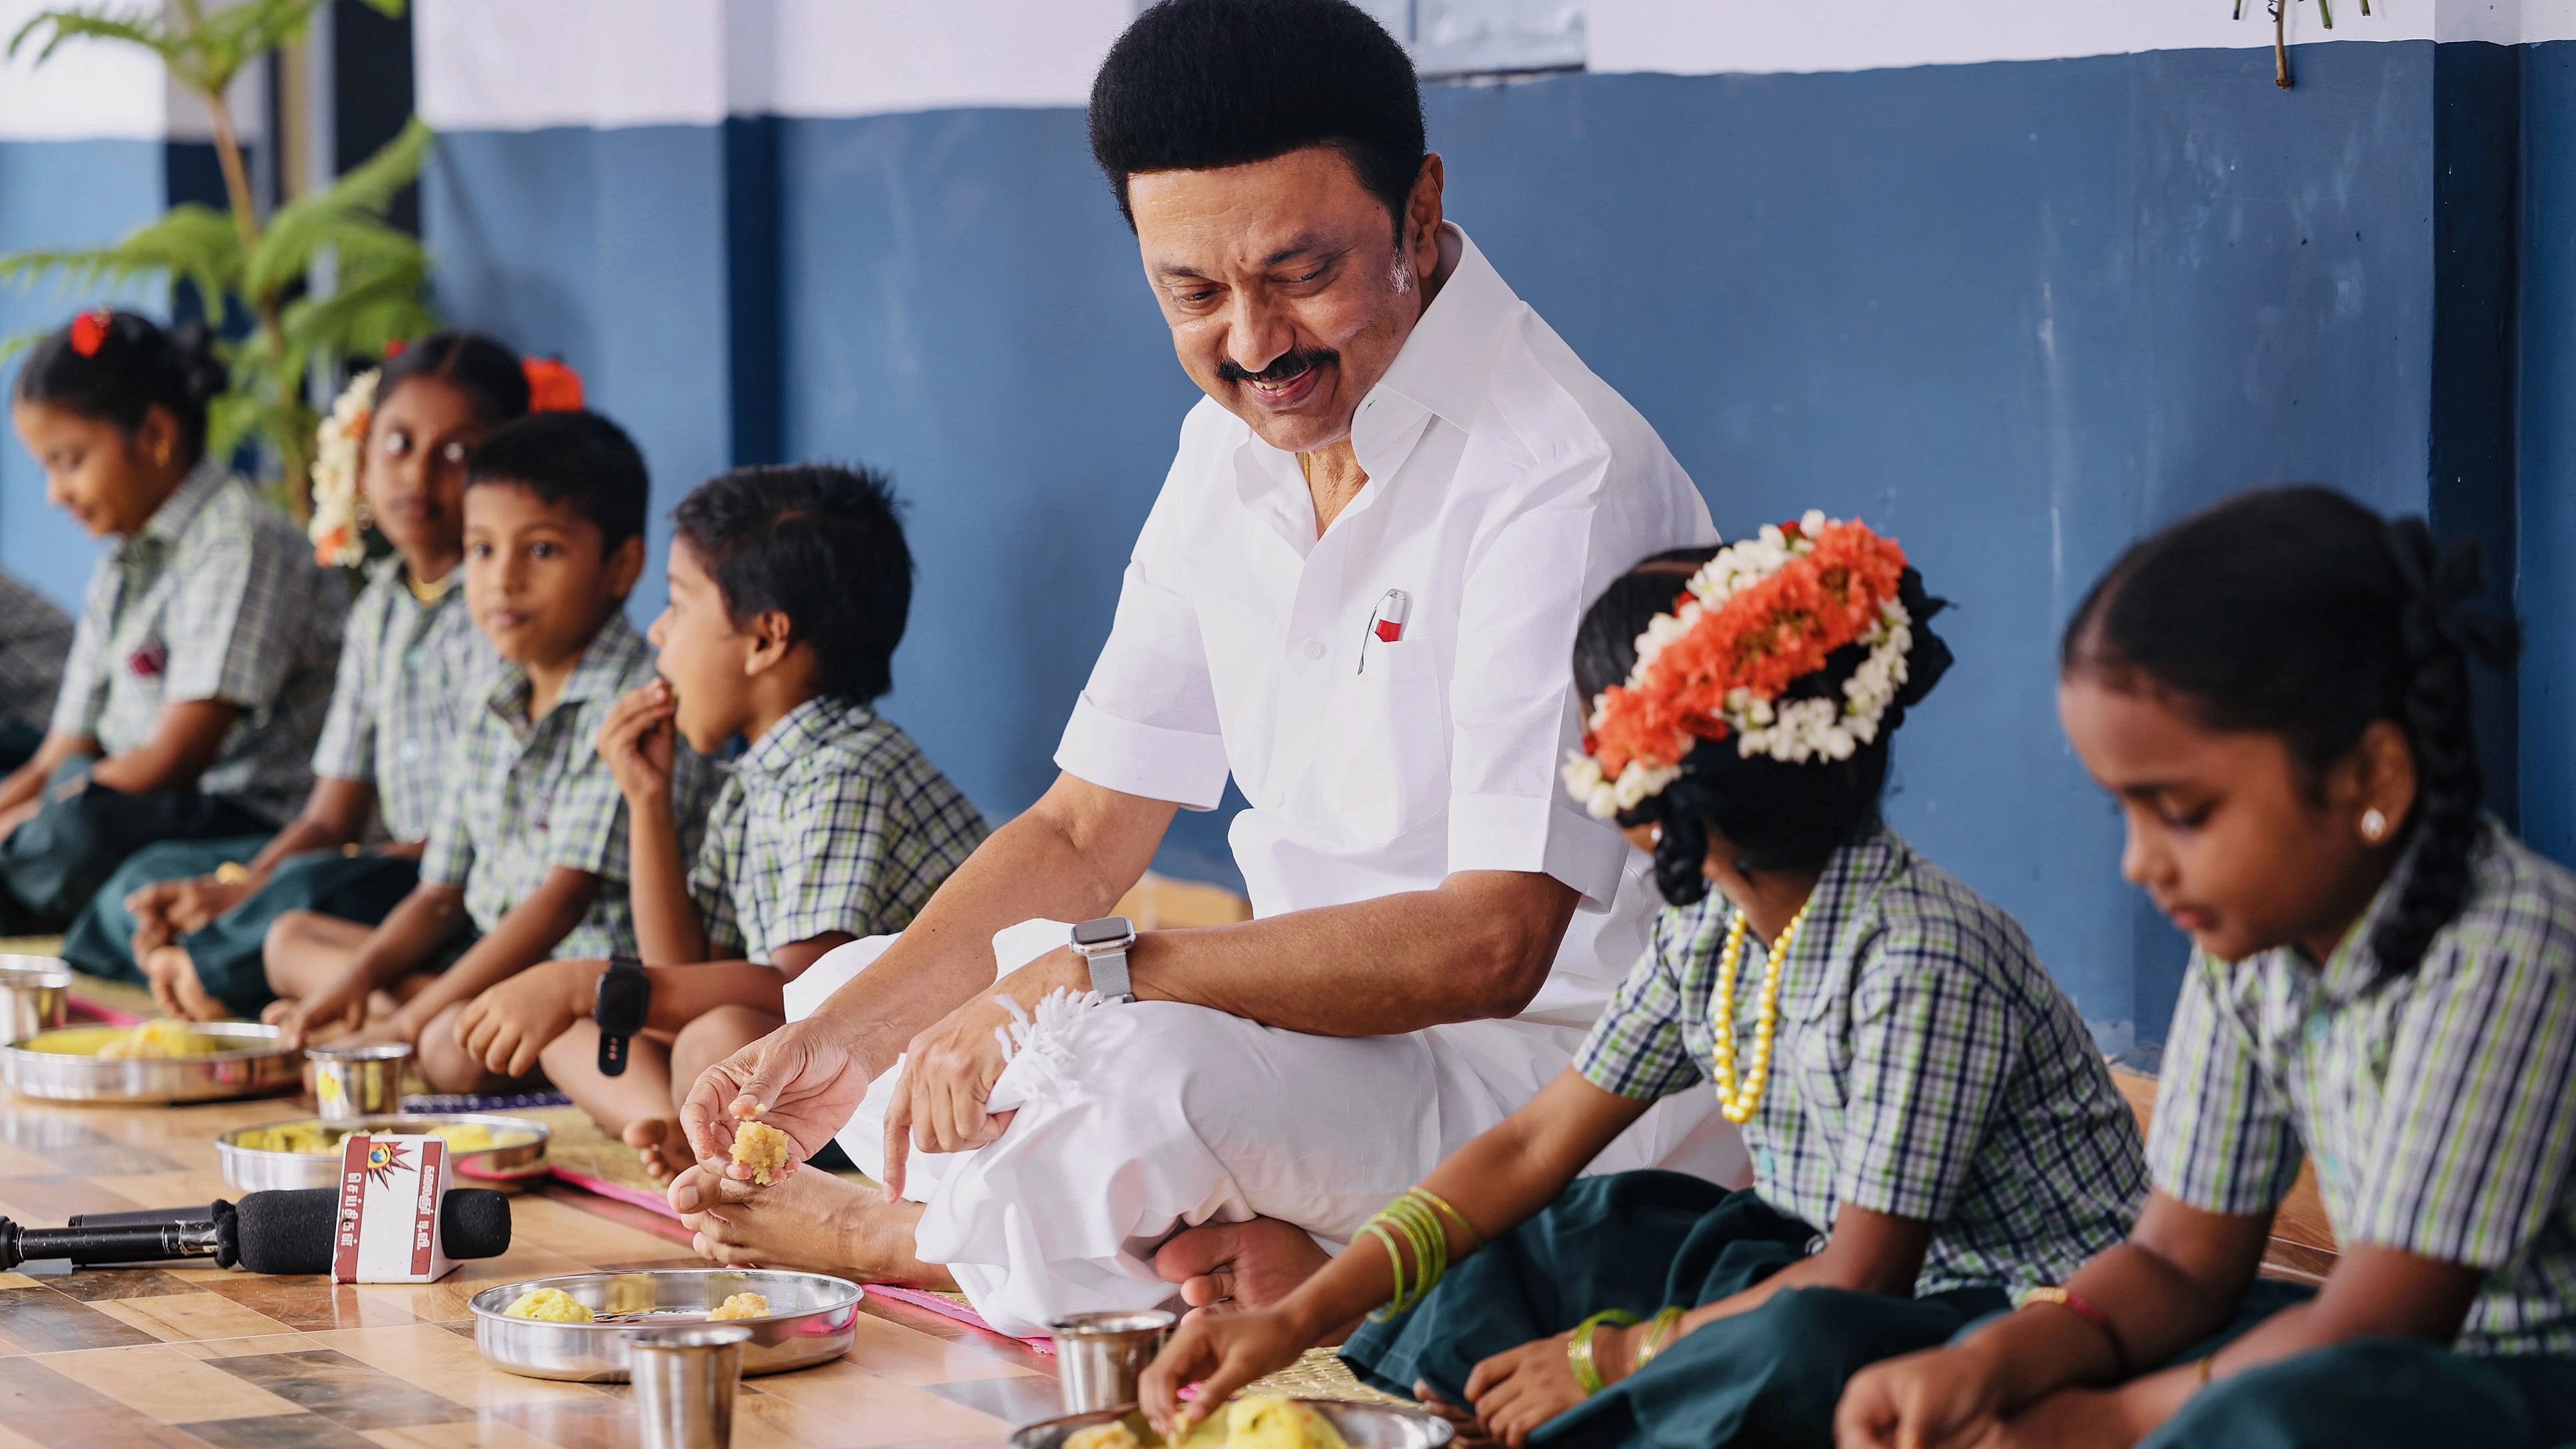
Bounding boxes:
1562 511 1915 819
307 367 380 568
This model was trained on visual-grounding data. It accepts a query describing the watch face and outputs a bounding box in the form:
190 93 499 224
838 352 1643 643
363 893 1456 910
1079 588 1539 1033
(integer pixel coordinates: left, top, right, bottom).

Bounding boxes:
1072 916 1133 948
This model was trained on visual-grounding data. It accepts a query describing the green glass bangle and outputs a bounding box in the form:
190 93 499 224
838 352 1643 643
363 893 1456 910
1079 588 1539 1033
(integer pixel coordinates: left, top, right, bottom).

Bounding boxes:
1632 1307 1686 1370
1566 1309 1640 1395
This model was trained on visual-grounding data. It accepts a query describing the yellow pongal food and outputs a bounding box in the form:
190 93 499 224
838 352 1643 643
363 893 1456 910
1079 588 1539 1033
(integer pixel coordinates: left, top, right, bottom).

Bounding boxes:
1221 1398 1347 1449
730 1118 793 1185
705 1291 771 1321
1065 1424 1144 1449
502 1288 594 1323
233 1120 528 1155
25 1020 225 1058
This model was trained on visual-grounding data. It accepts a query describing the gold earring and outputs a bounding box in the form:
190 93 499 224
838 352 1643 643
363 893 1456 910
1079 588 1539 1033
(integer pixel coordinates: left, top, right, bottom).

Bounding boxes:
2361 807 2390 843
152 439 170 467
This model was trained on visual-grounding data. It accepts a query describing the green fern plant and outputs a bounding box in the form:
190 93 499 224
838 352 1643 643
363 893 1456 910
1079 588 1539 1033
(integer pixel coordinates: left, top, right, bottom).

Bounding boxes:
2 0 435 515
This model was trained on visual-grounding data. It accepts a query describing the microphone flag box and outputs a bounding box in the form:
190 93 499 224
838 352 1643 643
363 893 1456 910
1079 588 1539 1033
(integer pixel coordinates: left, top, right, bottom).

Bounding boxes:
331 1134 456 1283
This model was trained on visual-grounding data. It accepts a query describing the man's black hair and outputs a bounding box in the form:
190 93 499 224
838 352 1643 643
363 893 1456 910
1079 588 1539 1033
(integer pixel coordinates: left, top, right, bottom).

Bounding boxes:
1087 0 1425 232
673 463 913 704
465 409 648 551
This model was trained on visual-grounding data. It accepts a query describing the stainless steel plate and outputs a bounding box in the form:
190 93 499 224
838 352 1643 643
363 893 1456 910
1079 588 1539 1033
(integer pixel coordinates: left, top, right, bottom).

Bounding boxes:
0 1020 299 1104
218 1112 552 1191
1012 1402 1454 1449
470 1268 862 1381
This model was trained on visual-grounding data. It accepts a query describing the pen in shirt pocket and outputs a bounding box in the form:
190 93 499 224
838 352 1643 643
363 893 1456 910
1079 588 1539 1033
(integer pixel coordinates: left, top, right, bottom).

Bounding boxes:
1358 588 1409 675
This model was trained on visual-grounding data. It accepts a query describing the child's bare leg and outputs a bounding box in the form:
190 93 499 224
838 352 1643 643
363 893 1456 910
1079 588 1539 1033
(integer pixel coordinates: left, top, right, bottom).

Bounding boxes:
651 1005 784 1179
415 1000 527 1094
540 1022 684 1179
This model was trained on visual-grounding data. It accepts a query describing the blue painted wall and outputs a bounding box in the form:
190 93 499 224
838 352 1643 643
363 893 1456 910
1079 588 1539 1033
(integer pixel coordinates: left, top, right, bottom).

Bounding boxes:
0 138 169 609
2521 41 2576 865
389 37 2505 1040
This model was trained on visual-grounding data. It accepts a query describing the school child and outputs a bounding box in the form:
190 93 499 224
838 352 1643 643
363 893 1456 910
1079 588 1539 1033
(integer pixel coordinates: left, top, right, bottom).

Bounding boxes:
61 334 542 1017
0 310 347 931
0 568 74 775
1837 487 2576 1449
264 409 713 1092
451 463 988 1178
1142 517 2147 1449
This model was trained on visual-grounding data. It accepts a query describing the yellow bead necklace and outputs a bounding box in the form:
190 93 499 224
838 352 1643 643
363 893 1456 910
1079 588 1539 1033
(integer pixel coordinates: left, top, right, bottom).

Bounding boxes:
1710 903 1809 1124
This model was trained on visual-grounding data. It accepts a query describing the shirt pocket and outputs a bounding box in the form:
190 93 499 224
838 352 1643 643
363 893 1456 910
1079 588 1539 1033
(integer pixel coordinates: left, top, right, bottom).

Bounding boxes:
1313 617 1451 847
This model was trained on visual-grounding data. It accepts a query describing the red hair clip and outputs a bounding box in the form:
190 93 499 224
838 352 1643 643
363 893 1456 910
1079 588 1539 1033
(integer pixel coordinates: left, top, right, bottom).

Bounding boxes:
383 337 408 357
68 310 111 358
523 357 583 413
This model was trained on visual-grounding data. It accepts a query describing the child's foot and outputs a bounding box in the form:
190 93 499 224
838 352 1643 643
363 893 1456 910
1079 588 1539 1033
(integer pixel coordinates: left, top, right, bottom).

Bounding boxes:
140 946 222 1021
1153 1217 1334 1317
667 1161 957 1289
624 1118 685 1184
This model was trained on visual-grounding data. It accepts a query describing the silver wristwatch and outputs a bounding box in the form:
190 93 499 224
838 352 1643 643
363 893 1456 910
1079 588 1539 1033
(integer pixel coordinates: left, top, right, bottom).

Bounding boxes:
1070 915 1138 1004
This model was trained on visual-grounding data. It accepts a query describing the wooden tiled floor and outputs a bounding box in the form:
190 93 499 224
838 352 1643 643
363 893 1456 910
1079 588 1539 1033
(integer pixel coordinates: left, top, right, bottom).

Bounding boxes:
0 1090 1053 1448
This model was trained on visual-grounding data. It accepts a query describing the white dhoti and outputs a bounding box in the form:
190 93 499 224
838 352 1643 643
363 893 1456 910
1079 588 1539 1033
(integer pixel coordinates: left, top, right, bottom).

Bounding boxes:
785 921 1747 1338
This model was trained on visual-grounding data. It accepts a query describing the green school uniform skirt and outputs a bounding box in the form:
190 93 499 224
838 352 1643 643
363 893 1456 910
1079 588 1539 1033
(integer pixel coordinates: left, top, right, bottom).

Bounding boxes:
0 758 274 934
1340 1171 2010 1449
62 838 420 1019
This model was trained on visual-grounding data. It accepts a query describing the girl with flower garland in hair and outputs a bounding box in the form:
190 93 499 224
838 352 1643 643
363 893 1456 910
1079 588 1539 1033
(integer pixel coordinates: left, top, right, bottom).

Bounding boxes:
1142 515 2145 1449
0 310 348 933
60 335 563 1020
1840 487 2576 1449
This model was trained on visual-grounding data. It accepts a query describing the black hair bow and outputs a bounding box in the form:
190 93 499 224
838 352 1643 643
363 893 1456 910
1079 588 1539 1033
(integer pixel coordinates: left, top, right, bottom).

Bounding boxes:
2384 518 2520 670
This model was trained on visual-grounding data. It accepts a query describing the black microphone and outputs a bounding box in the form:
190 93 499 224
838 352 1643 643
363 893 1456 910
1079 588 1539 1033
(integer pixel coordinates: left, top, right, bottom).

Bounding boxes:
4 1189 510 1272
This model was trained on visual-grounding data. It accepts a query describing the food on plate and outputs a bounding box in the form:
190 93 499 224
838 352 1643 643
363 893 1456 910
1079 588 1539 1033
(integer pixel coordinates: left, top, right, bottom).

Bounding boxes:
502 1288 594 1322
20 1020 226 1058
232 1120 530 1155
705 1291 771 1321
730 1117 793 1185
1222 1398 1349 1449
1065 1424 1145 1449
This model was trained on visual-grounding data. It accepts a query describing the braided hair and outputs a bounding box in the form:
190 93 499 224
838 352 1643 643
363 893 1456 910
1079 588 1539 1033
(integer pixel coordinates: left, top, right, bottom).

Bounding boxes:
2060 486 2519 976
1573 546 1954 907
13 310 226 467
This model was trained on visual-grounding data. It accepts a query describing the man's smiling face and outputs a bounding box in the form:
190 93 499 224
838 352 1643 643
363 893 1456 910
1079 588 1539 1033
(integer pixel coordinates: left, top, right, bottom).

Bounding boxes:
1129 145 1442 456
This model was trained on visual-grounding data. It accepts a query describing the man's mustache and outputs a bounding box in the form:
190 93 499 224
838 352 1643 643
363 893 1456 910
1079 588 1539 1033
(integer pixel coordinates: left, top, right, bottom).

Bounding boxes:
1217 347 1338 387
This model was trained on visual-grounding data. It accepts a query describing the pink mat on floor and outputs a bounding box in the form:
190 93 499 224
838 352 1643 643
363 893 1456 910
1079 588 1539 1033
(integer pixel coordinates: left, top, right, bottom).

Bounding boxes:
67 994 144 1026
546 1163 1054 1352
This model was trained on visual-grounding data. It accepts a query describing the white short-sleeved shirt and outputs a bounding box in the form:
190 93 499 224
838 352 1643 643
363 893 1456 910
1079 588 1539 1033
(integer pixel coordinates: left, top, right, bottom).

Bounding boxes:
1055 224 1716 1024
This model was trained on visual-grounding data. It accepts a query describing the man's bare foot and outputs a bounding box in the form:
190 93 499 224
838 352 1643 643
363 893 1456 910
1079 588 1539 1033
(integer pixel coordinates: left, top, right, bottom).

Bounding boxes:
1154 1217 1332 1319
667 1161 958 1290
1414 1384 1493 1448
624 1118 685 1184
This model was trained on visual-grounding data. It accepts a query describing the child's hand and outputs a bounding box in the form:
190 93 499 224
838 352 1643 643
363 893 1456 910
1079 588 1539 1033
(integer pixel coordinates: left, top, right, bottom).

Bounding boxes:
140 945 223 1022
454 958 600 1078
275 972 370 1049
596 681 678 804
1138 1306 1312 1438
1463 1329 1611 1449
1833 1346 2006 1449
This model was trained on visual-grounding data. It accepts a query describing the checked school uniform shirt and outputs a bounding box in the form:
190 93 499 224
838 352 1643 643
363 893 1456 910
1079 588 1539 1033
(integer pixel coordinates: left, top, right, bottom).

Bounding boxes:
0 569 74 735
309 559 490 842
1576 824 2147 1295
49 460 347 823
689 694 987 964
419 612 715 958
2151 821 2576 1356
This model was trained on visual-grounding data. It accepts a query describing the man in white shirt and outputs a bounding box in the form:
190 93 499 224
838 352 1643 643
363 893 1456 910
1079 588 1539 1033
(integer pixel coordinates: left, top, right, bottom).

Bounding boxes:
669 0 1736 1334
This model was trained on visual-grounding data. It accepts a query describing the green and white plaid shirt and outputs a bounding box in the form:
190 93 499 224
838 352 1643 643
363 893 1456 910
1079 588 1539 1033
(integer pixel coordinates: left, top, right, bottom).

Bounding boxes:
689 694 987 964
418 612 715 957
2150 821 2576 1356
1576 825 2146 1295
49 461 348 823
0 569 74 735
309 559 490 842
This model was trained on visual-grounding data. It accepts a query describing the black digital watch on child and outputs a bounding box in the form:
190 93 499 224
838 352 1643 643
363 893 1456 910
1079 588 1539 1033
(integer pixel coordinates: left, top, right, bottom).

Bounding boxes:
594 955 651 1078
